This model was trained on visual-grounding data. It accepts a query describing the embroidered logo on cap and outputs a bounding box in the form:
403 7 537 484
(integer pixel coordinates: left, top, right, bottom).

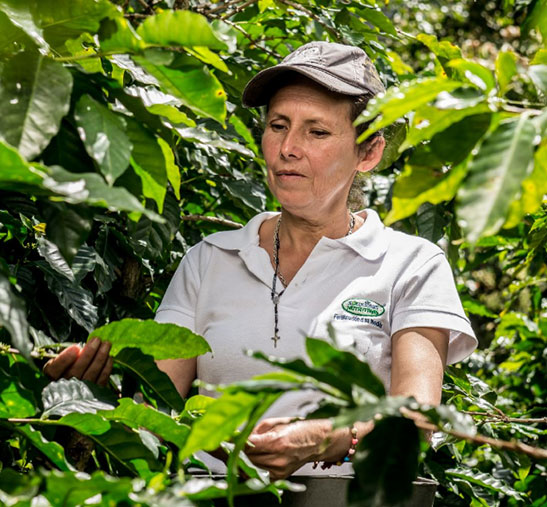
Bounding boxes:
341 298 385 317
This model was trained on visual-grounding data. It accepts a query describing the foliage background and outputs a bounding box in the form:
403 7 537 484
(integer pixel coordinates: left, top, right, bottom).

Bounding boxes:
0 0 545 505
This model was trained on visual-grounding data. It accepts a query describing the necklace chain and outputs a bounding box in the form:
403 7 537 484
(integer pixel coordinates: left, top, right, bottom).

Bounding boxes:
270 211 356 348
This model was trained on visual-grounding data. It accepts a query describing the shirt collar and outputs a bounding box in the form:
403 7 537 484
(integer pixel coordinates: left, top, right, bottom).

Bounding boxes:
203 209 390 261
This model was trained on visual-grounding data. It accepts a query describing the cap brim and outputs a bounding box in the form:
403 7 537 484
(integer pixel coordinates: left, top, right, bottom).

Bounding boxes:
242 64 368 108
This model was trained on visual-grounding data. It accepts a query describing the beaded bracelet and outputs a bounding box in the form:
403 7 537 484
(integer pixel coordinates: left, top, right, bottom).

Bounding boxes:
312 424 358 470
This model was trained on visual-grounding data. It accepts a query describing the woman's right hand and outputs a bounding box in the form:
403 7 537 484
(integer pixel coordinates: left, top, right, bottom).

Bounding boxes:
43 337 113 387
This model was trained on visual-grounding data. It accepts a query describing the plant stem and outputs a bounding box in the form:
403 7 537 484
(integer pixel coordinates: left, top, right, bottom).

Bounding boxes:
180 214 243 228
413 418 547 459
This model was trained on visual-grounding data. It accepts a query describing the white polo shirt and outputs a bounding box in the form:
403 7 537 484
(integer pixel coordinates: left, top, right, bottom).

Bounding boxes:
156 209 477 475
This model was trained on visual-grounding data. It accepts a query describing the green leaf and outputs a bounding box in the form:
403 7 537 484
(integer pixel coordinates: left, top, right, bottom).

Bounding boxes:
42 470 135 507
358 7 397 36
416 202 450 243
528 65 547 94
0 0 49 52
449 59 496 93
90 318 211 360
429 112 492 164
126 118 167 213
42 378 117 418
32 0 117 50
0 365 36 417
42 203 93 266
250 350 352 399
100 16 146 54
180 391 258 459
0 52 73 160
134 56 226 124
356 77 465 142
522 0 547 41
159 137 181 200
306 338 386 397
74 95 132 185
446 468 525 500
400 105 490 152
457 115 537 242
416 34 462 62
42 166 163 223
113 348 184 412
89 421 161 476
372 119 407 171
495 51 518 94
36 235 75 282
385 163 467 225
17 425 74 472
333 396 412 428
505 142 547 228
0 272 32 360
100 398 190 448
57 412 111 435
38 262 98 332
350 417 420 506
531 49 547 65
136 10 228 50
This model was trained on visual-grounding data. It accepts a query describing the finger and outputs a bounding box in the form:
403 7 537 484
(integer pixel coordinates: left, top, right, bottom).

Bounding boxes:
43 345 81 380
97 356 114 387
82 341 112 383
64 337 102 379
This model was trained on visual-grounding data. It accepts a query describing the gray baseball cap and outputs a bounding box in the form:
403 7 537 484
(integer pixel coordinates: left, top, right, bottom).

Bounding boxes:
242 41 385 107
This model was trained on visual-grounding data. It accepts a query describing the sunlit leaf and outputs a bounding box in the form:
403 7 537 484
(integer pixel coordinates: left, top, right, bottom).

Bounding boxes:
457 114 537 242
386 163 467 225
0 52 72 160
91 318 211 360
180 391 258 459
356 78 465 142
42 378 117 418
126 118 167 213
136 10 227 50
0 364 36 417
74 95 132 185
100 398 190 448
400 105 490 152
0 0 49 52
505 142 547 228
134 56 226 124
495 51 518 94
449 59 496 93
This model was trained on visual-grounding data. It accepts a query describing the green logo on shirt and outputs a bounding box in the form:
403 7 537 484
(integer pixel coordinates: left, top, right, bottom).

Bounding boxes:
342 298 385 317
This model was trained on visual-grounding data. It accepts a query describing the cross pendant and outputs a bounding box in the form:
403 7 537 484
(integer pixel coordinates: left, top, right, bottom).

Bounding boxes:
271 334 280 347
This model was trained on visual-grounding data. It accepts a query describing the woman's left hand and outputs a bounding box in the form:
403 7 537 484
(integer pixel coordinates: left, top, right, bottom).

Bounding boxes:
246 417 329 480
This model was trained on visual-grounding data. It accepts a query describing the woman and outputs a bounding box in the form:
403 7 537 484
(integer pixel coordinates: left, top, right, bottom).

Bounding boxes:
46 42 477 481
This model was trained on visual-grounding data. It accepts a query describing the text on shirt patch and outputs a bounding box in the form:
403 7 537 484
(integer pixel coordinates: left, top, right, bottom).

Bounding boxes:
333 298 385 329
342 298 385 317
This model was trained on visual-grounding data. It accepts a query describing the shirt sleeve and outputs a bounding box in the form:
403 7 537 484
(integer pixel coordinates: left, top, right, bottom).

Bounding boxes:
154 244 203 331
391 252 477 365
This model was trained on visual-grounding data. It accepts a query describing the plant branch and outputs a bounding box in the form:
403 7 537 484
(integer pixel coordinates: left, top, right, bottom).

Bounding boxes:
413 418 547 460
180 214 243 228
463 410 547 425
220 0 259 20
276 0 341 40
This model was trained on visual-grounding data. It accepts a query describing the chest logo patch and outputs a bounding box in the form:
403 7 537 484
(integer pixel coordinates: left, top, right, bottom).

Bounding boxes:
342 298 385 317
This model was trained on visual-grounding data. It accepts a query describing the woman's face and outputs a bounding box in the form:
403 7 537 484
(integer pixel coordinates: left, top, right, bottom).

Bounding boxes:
262 80 369 217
